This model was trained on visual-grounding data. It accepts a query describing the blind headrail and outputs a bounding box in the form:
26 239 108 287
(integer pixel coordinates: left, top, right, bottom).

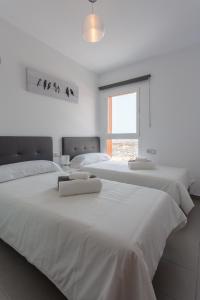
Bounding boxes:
99 74 151 91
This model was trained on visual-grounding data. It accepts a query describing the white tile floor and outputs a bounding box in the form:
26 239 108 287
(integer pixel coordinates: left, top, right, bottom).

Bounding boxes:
153 198 200 300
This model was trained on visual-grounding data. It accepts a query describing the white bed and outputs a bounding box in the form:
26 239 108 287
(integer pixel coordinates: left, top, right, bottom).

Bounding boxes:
0 168 187 300
81 160 194 215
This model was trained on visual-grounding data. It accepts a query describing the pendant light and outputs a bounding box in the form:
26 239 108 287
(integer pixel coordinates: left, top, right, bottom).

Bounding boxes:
83 0 105 43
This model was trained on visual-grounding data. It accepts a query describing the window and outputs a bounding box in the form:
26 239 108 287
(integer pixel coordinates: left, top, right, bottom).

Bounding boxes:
108 93 138 134
106 91 139 161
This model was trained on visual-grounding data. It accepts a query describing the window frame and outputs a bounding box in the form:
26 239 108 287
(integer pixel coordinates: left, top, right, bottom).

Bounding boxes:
99 85 140 159
105 87 140 141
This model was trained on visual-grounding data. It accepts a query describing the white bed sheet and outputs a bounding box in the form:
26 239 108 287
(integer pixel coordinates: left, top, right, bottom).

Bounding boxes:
82 161 194 215
0 172 186 300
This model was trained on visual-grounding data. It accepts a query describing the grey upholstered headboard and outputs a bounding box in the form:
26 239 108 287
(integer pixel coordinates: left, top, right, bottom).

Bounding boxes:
0 136 53 165
62 137 100 159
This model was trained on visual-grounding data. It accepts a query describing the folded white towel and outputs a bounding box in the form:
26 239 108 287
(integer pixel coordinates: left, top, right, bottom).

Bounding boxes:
69 172 90 180
128 160 155 170
135 157 150 162
59 178 102 196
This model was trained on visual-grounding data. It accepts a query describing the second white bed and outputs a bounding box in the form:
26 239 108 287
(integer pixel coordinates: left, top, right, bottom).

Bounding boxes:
82 160 194 215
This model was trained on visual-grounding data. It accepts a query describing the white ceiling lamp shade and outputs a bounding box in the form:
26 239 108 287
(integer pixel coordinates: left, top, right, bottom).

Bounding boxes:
83 0 105 43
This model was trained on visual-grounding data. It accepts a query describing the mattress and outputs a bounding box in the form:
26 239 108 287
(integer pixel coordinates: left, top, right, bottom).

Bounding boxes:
0 171 186 300
82 161 194 214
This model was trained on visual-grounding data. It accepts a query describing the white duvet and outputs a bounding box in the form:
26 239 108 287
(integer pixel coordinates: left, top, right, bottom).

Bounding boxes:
82 161 194 215
0 172 187 300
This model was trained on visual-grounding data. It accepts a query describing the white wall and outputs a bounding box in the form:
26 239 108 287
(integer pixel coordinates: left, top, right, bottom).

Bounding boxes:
99 45 200 195
1 17 200 195
0 18 98 156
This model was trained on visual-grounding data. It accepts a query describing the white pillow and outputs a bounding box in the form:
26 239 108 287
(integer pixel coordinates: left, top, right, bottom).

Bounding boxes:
0 160 61 183
70 153 111 169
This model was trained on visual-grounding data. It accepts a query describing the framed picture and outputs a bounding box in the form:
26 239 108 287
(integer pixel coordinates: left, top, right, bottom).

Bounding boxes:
26 68 79 103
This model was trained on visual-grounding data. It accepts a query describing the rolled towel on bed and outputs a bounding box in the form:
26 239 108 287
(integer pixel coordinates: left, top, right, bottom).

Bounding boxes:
69 172 90 180
135 157 149 162
59 178 102 196
128 159 155 170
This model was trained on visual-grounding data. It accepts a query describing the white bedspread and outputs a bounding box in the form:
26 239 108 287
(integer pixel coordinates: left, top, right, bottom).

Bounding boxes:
0 172 186 300
82 161 194 215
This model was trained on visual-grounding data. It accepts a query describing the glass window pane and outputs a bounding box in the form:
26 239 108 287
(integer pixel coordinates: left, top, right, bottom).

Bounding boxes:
106 139 138 161
108 92 137 134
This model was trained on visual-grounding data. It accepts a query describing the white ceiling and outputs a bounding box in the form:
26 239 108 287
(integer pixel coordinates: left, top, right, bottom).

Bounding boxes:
0 0 200 74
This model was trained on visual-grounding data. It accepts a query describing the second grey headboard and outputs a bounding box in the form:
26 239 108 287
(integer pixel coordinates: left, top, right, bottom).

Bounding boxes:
62 137 100 159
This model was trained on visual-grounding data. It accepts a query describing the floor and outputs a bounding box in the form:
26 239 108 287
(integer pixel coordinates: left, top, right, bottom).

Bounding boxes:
153 197 200 300
0 198 199 300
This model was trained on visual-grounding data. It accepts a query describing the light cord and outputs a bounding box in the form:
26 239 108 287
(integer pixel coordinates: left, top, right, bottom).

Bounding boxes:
148 78 152 128
91 2 94 14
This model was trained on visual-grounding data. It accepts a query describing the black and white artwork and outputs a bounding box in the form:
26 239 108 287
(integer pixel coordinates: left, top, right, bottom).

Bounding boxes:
26 68 79 103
